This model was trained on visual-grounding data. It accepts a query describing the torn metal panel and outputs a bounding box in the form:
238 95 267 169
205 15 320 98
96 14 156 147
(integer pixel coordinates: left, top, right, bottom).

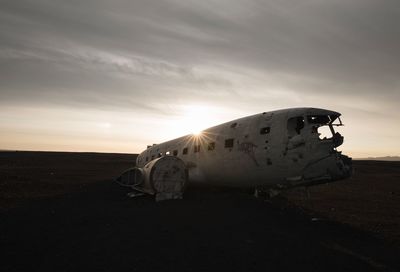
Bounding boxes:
117 107 352 201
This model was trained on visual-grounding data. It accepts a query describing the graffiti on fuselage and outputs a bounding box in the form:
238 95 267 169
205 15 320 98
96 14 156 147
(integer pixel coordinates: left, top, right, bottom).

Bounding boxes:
238 142 259 166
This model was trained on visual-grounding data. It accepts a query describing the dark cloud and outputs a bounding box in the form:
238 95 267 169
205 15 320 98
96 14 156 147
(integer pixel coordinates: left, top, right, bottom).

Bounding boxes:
1 0 399 115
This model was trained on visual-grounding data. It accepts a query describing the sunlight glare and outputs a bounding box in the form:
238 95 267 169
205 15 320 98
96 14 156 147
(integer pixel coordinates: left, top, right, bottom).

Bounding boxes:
170 105 217 137
161 104 240 140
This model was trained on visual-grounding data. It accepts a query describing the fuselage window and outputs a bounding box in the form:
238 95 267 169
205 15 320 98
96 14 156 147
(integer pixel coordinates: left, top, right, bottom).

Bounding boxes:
225 138 234 148
146 157 148 162
260 127 271 134
208 142 215 150
173 150 178 156
151 155 155 160
166 151 170 155
194 145 200 153
182 147 188 155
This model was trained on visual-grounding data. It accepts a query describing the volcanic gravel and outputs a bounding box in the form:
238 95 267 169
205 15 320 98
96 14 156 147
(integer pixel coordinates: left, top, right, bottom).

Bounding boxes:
1 151 399 271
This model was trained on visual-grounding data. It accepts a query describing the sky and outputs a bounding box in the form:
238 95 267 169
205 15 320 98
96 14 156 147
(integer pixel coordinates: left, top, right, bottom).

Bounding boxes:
0 0 399 157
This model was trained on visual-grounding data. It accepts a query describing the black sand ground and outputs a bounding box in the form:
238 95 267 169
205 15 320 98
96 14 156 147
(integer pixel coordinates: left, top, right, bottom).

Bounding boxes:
0 152 399 271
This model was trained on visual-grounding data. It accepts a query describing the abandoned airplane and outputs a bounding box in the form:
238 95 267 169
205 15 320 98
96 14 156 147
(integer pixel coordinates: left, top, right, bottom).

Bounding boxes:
116 107 352 201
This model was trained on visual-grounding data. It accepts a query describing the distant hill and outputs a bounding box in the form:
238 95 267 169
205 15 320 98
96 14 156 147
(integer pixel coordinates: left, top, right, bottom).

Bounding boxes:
356 156 400 161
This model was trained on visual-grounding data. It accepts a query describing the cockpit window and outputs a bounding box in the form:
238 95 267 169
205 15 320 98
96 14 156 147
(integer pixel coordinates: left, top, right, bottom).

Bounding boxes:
307 114 343 141
307 115 332 140
287 116 305 138
315 125 332 140
307 115 330 125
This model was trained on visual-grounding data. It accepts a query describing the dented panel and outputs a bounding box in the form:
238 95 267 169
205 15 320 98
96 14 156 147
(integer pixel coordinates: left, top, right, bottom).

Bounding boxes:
118 107 352 200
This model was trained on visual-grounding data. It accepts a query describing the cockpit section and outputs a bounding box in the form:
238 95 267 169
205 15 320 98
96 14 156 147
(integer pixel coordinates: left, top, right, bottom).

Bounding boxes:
285 110 351 187
287 113 344 148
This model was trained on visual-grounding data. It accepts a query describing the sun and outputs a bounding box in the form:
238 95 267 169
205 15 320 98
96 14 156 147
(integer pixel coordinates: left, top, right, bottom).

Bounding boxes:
179 105 215 136
192 129 202 136
164 104 227 139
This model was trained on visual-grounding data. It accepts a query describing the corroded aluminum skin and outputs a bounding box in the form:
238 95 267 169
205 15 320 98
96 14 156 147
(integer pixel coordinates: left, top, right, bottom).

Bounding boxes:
135 107 352 189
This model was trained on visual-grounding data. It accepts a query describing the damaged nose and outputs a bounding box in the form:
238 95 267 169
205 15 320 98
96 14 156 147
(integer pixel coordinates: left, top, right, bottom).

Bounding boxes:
338 154 353 178
302 153 352 185
333 132 344 148
326 153 352 181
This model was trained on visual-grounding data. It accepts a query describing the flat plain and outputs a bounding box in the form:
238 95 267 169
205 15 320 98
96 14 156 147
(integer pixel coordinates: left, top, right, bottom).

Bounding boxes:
1 151 399 271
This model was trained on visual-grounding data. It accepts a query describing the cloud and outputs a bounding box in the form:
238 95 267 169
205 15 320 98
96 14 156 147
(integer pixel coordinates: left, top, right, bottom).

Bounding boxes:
0 0 399 154
1 0 399 96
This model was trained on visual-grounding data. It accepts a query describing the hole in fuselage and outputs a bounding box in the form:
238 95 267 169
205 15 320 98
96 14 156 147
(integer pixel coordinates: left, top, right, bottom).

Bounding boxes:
287 116 305 138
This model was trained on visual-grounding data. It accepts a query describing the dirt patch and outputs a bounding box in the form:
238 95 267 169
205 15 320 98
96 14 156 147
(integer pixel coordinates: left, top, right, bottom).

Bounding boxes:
284 160 400 246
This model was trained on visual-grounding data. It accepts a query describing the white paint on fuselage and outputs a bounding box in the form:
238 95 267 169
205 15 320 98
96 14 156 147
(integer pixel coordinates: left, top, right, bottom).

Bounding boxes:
136 108 344 188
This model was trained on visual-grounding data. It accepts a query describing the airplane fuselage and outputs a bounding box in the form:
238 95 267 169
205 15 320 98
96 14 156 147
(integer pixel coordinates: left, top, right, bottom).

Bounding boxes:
135 108 352 189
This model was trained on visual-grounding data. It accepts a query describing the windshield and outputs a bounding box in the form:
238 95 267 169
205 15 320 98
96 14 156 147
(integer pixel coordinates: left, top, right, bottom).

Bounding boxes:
307 114 343 140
